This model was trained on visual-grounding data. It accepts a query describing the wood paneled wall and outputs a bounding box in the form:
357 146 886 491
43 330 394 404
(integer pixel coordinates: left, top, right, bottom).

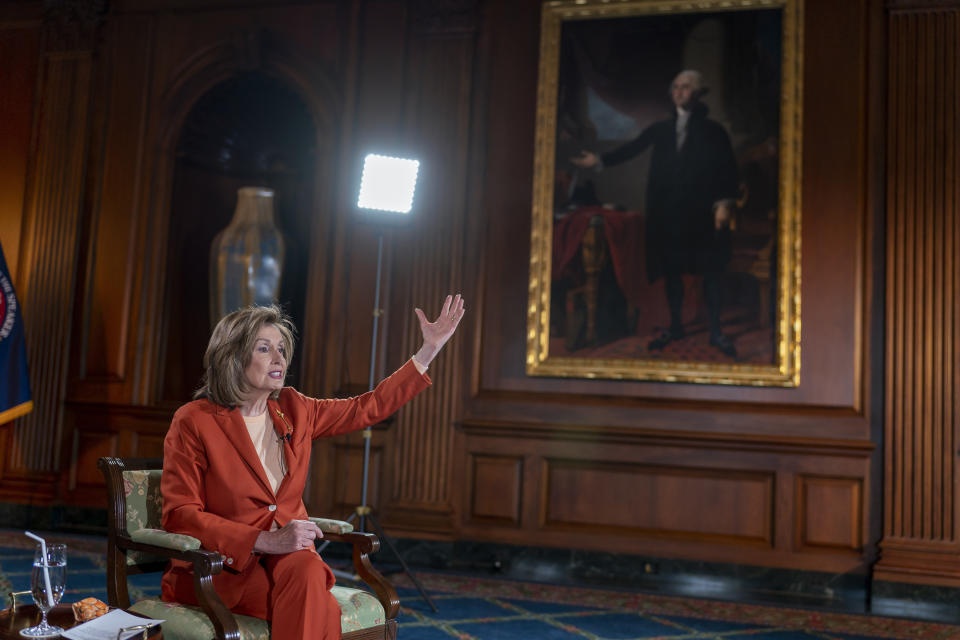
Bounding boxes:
0 4 101 503
875 2 960 587
15 18 96 472
0 5 42 503
0 10 40 282
450 0 880 571
380 2 478 535
0 0 954 587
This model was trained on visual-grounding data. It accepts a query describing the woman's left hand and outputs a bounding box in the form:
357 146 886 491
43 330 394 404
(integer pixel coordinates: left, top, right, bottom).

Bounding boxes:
413 294 465 367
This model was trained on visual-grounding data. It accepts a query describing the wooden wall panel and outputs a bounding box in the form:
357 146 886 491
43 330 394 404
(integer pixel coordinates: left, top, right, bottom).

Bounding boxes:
439 0 880 574
73 15 153 386
332 440 382 513
132 434 165 460
333 0 408 398
0 0 896 584
69 431 117 491
379 0 480 535
60 403 173 505
0 15 40 280
57 0 349 511
473 0 870 427
543 461 774 545
797 475 863 551
459 422 871 571
12 13 98 474
69 2 343 408
0 9 43 503
876 5 960 586
468 454 522 526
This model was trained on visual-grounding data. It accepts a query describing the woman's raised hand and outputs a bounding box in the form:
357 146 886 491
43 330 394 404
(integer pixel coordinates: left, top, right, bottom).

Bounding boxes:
413 294 465 367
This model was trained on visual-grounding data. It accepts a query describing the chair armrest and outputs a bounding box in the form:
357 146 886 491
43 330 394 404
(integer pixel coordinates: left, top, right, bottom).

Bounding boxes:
115 534 242 640
321 531 377 553
129 528 202 551
116 533 221 567
319 530 399 620
308 517 354 534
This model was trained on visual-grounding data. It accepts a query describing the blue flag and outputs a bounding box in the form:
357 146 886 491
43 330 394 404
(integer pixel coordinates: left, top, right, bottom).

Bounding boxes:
0 242 32 424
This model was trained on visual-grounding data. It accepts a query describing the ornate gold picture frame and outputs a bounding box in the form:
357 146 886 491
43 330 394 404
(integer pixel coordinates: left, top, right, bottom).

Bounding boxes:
526 0 802 386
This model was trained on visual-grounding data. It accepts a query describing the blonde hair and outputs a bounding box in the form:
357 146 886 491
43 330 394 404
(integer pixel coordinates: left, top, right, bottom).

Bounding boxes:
195 305 297 407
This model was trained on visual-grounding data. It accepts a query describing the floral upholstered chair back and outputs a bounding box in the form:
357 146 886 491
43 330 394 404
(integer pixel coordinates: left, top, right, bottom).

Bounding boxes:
123 469 163 534
122 468 201 557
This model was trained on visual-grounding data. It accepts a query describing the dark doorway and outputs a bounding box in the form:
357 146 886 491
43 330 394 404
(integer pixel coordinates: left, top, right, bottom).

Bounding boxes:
161 72 318 403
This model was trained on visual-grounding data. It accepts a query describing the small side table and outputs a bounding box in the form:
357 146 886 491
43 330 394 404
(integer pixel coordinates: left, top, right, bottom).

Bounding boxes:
0 603 162 640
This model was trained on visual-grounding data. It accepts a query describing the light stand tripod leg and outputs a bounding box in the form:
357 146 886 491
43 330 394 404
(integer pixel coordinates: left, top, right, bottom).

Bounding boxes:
317 505 438 611
367 513 439 613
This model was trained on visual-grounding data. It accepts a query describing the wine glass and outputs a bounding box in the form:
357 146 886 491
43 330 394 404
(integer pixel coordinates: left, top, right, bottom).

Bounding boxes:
20 543 67 637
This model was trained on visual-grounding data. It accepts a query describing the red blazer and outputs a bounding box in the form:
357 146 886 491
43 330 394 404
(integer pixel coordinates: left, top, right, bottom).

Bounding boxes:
160 360 430 584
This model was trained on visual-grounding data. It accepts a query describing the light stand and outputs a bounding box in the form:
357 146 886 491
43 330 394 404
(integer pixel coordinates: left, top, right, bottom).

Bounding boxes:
318 153 438 613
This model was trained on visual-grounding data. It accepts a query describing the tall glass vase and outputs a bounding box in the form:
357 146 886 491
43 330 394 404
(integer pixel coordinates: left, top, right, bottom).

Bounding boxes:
210 187 286 324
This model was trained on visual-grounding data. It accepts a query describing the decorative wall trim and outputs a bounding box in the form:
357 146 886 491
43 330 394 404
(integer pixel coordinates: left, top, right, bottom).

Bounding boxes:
887 0 960 11
460 419 875 456
385 5 479 527
878 6 960 578
541 459 775 546
12 48 94 473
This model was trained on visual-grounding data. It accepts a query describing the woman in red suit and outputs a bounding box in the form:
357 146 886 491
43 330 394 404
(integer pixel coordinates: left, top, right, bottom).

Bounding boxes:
160 295 465 639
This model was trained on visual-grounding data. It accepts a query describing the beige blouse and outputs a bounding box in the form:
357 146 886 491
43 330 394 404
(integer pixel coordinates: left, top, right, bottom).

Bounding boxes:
241 411 285 495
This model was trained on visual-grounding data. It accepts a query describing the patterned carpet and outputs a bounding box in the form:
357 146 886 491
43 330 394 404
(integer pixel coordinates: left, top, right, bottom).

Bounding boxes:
1 534 959 639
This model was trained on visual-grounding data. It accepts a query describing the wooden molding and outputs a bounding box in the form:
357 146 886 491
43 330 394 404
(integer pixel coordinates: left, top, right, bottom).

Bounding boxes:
12 45 93 473
875 545 960 587
887 1 960 11
383 12 477 516
459 418 875 456
877 7 960 583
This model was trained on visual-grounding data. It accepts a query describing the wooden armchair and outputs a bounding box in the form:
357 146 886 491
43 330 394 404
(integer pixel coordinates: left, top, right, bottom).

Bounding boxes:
98 457 399 640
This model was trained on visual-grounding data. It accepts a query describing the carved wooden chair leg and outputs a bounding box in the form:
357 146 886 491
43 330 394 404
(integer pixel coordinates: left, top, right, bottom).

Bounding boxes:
191 555 240 640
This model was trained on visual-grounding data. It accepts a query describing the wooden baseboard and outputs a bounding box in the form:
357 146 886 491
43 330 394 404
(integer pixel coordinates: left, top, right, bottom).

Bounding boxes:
874 543 960 587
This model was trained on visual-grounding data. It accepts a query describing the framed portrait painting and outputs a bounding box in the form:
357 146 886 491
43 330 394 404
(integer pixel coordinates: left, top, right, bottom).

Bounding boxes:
526 0 802 386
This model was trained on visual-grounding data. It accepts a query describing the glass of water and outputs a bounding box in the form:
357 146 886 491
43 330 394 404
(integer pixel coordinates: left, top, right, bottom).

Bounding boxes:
20 543 67 637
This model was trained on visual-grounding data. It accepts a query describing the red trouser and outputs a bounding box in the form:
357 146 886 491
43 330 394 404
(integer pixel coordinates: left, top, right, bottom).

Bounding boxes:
162 549 342 639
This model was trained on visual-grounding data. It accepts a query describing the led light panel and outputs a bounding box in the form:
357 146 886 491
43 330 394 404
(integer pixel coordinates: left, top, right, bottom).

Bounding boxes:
357 153 420 214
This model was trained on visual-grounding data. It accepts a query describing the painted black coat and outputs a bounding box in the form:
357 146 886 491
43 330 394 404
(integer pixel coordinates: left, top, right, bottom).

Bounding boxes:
602 103 738 283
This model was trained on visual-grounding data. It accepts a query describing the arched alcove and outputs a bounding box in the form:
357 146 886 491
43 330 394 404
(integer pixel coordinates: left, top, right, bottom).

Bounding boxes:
161 71 318 403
